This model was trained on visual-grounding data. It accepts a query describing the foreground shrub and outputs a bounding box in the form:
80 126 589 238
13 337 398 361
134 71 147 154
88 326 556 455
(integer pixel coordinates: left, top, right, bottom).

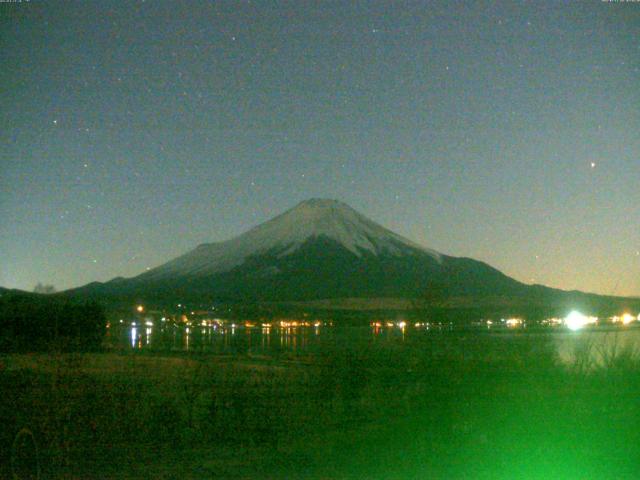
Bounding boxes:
0 293 106 352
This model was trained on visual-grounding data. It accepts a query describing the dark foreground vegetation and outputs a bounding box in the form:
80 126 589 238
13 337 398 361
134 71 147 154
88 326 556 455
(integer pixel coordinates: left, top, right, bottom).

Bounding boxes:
0 293 106 352
2 331 640 479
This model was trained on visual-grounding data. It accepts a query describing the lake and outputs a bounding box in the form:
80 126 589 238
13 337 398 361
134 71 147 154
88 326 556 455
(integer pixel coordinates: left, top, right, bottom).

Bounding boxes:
107 320 640 367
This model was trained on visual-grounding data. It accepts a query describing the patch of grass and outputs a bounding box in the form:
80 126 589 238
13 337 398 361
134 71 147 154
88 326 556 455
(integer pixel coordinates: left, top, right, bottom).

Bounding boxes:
2 333 640 478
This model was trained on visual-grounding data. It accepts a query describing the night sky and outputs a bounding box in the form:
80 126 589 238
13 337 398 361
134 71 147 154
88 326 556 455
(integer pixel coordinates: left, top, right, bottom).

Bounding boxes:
1 1 639 296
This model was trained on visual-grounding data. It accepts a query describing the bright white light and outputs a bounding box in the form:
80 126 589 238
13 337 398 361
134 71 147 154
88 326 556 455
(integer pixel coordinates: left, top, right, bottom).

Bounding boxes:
621 313 635 325
564 311 596 331
505 318 523 328
397 321 406 329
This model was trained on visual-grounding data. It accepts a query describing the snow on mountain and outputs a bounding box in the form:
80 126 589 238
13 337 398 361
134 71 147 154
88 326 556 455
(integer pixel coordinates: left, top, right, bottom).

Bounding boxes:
142 199 441 279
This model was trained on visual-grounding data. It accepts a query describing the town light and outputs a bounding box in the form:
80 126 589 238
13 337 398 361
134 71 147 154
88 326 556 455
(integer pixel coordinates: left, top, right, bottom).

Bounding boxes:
136 305 144 313
621 313 635 325
505 318 523 328
564 311 597 331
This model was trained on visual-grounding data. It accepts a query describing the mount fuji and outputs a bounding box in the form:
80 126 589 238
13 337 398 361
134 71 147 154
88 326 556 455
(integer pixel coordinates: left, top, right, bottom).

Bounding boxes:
143 198 442 280
64 199 637 314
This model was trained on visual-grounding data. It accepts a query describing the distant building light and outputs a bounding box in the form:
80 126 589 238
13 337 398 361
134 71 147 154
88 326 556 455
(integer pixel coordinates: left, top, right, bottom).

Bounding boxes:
542 317 563 326
505 318 523 328
565 311 597 331
610 314 634 324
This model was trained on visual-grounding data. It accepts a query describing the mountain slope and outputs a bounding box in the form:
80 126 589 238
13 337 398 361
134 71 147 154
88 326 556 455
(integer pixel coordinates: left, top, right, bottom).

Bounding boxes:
140 198 440 281
63 199 640 313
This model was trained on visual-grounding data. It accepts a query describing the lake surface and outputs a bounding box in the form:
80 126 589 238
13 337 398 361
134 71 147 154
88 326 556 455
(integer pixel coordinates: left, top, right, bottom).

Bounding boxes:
107 321 640 366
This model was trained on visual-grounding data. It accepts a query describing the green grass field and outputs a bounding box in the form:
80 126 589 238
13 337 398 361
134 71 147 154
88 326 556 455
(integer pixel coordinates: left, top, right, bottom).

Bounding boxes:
2 333 640 479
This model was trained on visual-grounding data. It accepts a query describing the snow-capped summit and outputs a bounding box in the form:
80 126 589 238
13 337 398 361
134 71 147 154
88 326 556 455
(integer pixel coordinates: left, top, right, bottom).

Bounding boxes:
236 198 440 257
143 198 441 279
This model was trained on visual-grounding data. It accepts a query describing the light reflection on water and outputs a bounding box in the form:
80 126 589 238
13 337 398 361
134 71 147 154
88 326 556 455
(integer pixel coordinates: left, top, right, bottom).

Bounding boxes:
553 329 640 366
130 327 137 348
114 323 366 354
112 322 640 364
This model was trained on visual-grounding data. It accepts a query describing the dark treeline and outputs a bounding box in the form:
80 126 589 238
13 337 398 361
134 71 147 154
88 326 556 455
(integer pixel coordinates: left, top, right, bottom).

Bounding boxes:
0 293 106 352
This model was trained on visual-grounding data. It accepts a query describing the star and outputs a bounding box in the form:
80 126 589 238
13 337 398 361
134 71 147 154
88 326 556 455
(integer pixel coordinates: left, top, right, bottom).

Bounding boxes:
590 162 596 169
